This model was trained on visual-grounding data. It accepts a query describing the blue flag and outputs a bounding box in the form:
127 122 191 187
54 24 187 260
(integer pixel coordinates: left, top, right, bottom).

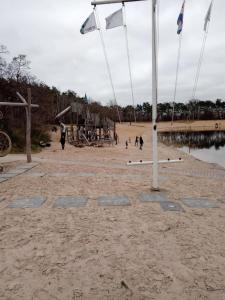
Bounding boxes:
177 1 185 35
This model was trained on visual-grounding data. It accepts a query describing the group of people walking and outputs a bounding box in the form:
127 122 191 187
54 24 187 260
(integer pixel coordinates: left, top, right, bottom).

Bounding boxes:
135 136 144 150
126 136 144 150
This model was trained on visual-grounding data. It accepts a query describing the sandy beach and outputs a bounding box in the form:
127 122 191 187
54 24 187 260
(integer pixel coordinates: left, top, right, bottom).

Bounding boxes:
0 121 225 299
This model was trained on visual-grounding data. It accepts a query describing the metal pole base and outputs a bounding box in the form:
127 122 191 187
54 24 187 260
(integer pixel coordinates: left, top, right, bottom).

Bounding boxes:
151 187 160 192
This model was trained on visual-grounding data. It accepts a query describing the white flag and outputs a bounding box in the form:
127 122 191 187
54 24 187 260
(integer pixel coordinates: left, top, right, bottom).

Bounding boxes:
106 8 123 30
204 1 213 31
80 12 97 34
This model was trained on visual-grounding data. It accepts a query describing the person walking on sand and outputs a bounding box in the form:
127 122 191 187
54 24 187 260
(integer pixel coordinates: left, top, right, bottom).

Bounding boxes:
60 122 66 150
139 136 144 150
135 136 139 147
60 132 66 150
125 140 128 149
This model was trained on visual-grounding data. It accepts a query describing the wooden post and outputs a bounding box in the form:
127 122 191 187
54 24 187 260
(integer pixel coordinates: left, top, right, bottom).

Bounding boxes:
26 88 32 163
0 91 39 163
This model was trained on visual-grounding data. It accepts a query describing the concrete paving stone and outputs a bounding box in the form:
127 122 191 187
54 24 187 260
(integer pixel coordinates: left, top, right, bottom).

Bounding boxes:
17 163 38 169
182 198 219 209
160 201 185 212
8 196 46 208
50 173 70 177
0 173 16 178
23 172 45 177
7 169 25 175
140 193 168 203
0 178 8 183
54 196 88 208
50 172 95 177
159 176 168 183
17 166 33 170
77 172 95 177
97 195 131 206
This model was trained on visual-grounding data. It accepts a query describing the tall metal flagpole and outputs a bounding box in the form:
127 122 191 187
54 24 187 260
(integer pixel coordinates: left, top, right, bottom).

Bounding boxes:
171 33 182 125
122 3 136 122
152 0 159 190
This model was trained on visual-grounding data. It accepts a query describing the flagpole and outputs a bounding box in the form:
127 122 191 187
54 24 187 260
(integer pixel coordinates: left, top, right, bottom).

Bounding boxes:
152 0 159 191
122 3 136 122
192 0 213 100
192 32 207 100
171 1 185 126
171 33 182 126
94 6 121 123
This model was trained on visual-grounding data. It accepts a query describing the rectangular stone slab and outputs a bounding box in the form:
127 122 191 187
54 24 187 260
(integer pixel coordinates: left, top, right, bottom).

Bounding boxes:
140 193 168 203
0 173 16 178
97 195 130 206
7 169 26 175
8 196 46 208
182 198 219 209
0 178 8 183
54 196 88 208
77 172 95 177
160 201 185 212
18 163 38 169
50 173 70 177
0 197 5 202
23 172 46 177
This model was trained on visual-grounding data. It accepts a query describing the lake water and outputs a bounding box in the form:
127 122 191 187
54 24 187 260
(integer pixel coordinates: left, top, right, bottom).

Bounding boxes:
158 131 225 169
181 146 225 168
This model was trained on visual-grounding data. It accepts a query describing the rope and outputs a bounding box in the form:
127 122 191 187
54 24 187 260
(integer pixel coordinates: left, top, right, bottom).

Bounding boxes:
122 3 136 122
191 0 214 101
94 6 121 123
171 33 182 125
190 0 214 123
192 31 208 99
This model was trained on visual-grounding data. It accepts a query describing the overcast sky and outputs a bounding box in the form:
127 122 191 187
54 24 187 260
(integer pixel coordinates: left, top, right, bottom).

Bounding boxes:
0 0 224 106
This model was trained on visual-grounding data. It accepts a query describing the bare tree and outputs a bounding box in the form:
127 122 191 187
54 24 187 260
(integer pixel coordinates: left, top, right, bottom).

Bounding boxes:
0 45 9 78
0 45 9 54
7 54 30 82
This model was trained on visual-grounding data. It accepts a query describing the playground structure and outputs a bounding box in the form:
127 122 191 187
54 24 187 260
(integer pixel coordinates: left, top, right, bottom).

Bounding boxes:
0 89 39 162
56 102 117 147
0 130 12 157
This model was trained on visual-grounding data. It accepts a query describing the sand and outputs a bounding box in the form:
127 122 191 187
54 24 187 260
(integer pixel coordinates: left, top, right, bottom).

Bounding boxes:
0 121 225 299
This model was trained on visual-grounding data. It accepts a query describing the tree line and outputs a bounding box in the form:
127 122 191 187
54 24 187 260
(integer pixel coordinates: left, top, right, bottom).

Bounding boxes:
127 99 225 122
0 44 224 138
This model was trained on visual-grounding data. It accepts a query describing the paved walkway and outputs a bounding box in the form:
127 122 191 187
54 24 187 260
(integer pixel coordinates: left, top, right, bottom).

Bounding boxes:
0 163 38 183
1 193 224 212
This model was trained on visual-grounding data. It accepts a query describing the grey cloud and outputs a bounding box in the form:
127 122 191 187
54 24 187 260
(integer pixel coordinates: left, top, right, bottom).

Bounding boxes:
0 0 224 106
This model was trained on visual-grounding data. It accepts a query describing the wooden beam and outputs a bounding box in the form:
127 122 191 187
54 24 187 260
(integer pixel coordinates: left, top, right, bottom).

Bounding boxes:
26 88 32 163
0 91 39 163
91 0 146 5
16 92 27 104
55 106 71 119
0 102 39 108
